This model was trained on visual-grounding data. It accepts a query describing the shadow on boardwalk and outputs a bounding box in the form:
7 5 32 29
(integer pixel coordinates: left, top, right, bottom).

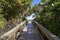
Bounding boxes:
17 22 41 40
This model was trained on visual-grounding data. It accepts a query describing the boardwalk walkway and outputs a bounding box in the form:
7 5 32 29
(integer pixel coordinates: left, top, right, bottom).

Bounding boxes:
17 22 41 40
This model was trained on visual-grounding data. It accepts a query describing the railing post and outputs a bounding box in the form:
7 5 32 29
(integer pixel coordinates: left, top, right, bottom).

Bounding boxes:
0 21 26 40
13 32 16 40
33 21 60 40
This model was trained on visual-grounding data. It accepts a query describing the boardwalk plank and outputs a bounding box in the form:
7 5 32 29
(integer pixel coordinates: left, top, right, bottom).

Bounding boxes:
17 23 41 40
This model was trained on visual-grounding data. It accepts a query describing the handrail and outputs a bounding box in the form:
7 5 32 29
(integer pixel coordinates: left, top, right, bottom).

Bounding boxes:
33 21 60 40
0 21 26 40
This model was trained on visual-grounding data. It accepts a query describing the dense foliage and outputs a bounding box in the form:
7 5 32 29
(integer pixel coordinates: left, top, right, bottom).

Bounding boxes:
0 0 32 28
35 0 60 37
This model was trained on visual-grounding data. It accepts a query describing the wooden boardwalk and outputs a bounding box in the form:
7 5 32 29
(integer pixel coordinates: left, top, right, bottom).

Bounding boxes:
17 22 41 40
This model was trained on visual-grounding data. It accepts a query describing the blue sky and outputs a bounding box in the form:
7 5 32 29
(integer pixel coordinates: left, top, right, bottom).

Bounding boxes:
31 0 41 8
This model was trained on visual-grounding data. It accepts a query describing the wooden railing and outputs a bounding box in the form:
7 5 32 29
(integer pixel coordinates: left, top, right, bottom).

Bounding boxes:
0 20 60 40
0 21 26 40
33 21 60 40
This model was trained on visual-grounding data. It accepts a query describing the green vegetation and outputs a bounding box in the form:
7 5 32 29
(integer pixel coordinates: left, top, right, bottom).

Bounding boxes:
0 0 32 29
0 0 60 38
35 0 60 37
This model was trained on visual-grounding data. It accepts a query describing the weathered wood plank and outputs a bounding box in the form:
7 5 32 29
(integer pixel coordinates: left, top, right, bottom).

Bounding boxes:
0 21 26 40
18 22 41 40
34 21 60 40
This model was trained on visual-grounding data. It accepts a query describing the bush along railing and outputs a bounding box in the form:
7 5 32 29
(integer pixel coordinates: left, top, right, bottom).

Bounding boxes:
33 21 60 40
0 21 26 40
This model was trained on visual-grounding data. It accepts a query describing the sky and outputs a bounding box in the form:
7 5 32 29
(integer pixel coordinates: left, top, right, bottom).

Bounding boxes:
31 0 41 8
26 0 41 20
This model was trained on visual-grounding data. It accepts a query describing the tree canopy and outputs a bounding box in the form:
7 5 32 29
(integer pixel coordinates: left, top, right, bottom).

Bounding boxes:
34 0 60 37
0 0 32 28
